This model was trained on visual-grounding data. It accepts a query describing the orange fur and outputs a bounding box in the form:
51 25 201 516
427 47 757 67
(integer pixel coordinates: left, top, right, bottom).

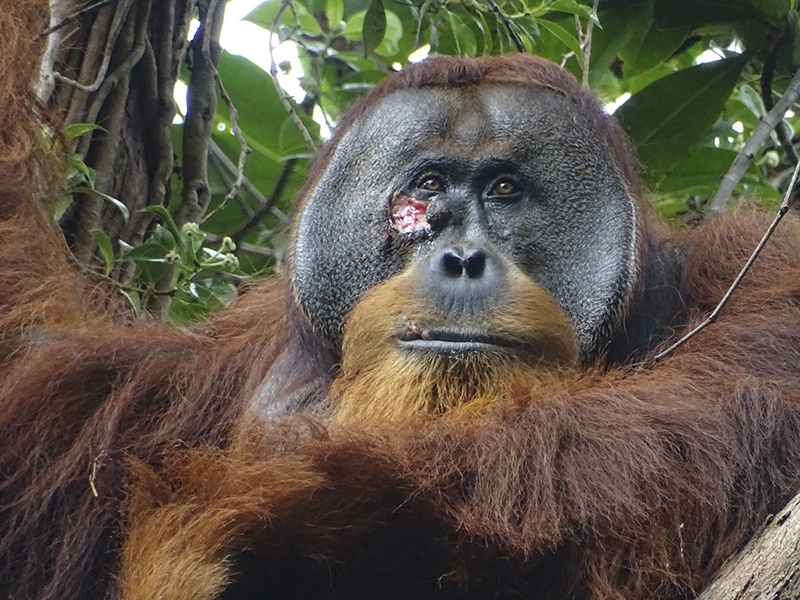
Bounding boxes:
1 6 800 599
119 437 327 600
332 265 578 424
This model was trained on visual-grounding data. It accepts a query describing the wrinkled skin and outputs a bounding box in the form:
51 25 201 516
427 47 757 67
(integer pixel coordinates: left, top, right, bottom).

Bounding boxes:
291 85 640 359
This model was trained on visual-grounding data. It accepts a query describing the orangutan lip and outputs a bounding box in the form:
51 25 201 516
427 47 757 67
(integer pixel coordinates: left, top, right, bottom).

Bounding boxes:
397 329 515 353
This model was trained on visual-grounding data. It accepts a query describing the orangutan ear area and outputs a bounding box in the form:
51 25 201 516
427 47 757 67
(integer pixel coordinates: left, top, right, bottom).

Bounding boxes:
1 3 800 600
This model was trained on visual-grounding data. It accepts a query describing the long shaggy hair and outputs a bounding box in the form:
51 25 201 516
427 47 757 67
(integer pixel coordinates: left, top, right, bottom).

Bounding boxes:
118 209 800 600
1 4 800 600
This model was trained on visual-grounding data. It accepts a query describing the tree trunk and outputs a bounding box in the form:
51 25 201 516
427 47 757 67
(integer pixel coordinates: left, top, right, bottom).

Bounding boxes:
47 0 200 269
698 492 800 599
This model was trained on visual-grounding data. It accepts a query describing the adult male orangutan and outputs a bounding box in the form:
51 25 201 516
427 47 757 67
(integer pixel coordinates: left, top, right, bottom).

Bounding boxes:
1 5 800 600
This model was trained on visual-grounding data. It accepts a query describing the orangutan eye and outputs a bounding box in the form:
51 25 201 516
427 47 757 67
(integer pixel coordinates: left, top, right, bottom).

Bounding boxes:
416 173 445 193
488 177 520 199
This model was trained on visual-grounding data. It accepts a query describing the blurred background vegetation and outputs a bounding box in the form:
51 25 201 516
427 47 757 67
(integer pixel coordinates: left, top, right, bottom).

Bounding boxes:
41 0 799 322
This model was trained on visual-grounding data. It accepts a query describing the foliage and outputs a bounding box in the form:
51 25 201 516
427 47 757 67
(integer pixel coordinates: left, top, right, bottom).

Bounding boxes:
50 0 800 320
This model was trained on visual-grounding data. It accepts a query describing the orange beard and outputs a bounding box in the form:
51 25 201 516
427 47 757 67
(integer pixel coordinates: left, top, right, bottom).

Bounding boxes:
330 268 580 425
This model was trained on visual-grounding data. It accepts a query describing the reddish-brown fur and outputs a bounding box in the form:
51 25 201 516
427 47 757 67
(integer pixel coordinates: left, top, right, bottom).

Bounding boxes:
115 210 800 600
2 4 800 600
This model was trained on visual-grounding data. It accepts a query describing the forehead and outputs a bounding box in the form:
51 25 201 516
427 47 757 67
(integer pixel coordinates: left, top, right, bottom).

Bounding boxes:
343 84 594 160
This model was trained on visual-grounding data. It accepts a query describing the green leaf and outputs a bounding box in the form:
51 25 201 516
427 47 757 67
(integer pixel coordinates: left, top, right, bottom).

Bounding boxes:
344 8 401 56
589 1 652 88
620 25 689 74
70 156 96 184
65 122 106 140
142 205 196 265
211 127 307 207
448 11 477 56
657 147 739 197
616 54 749 178
654 196 692 219
216 52 318 162
90 228 115 275
376 38 399 57
326 0 344 28
653 0 774 26
375 10 404 57
121 241 170 262
382 10 404 44
538 19 582 60
738 83 767 118
150 224 177 252
544 0 601 26
512 16 539 52
169 280 238 325
74 185 129 221
363 0 387 56
245 0 322 36
469 8 494 54
343 12 363 40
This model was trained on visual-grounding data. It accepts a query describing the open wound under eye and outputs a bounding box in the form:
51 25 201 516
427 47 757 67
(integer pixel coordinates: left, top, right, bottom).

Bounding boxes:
390 192 430 233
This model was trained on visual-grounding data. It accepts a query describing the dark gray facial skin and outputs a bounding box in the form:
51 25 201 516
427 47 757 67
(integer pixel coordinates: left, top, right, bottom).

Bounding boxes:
291 83 638 359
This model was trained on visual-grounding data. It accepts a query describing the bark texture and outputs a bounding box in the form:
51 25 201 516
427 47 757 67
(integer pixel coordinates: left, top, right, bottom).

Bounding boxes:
698 492 800 600
48 0 222 270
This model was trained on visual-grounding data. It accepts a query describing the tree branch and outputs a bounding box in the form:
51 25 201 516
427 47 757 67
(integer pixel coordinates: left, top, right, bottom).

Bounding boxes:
51 0 134 93
208 140 288 224
707 64 800 214
41 0 119 36
576 0 599 87
205 74 250 220
231 157 296 247
37 0 74 102
69 0 149 265
176 0 226 226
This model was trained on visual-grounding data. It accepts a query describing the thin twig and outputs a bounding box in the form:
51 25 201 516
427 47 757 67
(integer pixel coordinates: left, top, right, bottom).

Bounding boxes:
486 0 524 53
88 452 107 497
708 64 800 214
231 158 297 246
580 0 599 87
208 144 253 215
208 140 288 223
269 0 317 152
204 75 251 221
655 158 800 361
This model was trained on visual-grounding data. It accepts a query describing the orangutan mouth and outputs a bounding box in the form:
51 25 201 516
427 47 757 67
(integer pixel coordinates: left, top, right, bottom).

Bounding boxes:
397 321 515 353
